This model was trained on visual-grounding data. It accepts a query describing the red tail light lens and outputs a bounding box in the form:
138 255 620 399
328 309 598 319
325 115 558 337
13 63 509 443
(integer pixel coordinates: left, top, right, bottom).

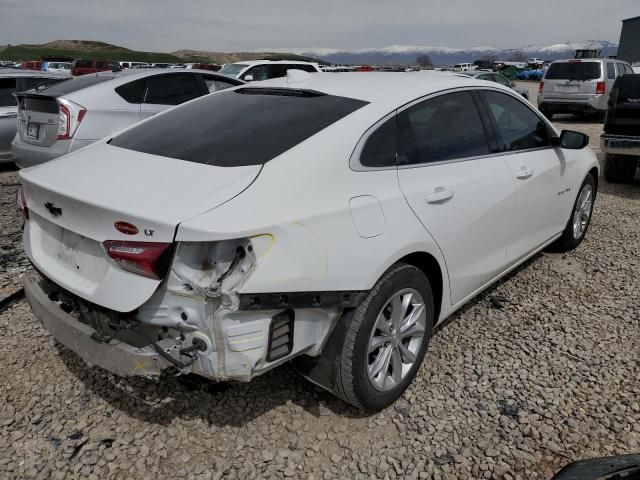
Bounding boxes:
595 81 605 95
16 186 29 220
104 241 173 279
538 81 544 93
57 99 87 140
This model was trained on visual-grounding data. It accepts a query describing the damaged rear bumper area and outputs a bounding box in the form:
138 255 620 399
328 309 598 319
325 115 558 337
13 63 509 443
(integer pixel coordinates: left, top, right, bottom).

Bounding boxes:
24 267 368 382
23 270 173 377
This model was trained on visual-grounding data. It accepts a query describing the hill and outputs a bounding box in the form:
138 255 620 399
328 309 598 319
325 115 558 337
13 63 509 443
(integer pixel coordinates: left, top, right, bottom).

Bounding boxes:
0 39 325 64
171 49 326 64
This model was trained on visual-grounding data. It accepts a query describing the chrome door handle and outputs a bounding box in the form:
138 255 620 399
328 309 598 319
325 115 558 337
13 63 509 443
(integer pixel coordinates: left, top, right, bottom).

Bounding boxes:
425 187 454 204
515 168 534 179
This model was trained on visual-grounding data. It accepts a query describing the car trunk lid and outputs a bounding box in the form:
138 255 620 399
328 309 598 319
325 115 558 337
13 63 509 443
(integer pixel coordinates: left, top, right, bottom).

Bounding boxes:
20 143 262 311
15 93 60 147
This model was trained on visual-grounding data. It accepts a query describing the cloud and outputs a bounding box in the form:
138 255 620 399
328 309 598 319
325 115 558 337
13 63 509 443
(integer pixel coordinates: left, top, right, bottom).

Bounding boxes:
0 0 636 52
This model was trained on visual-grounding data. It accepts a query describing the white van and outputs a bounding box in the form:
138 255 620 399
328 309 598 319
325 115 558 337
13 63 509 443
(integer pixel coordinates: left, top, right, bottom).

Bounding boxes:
452 63 476 72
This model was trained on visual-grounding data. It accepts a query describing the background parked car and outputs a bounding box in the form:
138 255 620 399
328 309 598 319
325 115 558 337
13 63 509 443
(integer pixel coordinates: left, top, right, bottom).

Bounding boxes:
12 69 243 168
41 61 72 73
218 60 321 81
601 74 640 183
71 59 121 76
460 70 530 99
452 63 476 72
0 69 70 163
118 61 151 69
538 58 633 121
20 61 42 71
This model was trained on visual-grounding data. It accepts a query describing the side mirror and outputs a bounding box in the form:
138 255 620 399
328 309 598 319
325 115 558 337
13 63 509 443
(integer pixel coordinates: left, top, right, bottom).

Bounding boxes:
553 130 589 149
243 74 254 81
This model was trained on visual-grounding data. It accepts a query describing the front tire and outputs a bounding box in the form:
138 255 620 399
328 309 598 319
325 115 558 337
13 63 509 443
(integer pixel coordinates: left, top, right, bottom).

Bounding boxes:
549 174 596 252
604 154 638 184
333 263 434 411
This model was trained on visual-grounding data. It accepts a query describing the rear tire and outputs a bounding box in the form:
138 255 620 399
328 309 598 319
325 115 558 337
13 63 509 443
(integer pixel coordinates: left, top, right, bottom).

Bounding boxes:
604 154 638 184
333 263 434 411
549 174 596 252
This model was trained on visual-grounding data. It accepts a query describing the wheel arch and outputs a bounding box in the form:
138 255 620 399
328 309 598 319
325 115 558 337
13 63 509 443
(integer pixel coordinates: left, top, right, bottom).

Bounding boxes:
395 251 444 324
588 166 599 192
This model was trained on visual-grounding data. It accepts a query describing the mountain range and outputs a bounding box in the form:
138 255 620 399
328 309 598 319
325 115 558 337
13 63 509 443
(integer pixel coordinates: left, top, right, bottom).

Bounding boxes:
261 40 619 65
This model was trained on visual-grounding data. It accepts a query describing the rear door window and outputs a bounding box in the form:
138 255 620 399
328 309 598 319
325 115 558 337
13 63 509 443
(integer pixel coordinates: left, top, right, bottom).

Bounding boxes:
115 78 147 103
144 74 202 105
111 88 368 166
607 63 616 79
481 90 550 152
360 116 397 168
545 62 602 80
397 91 490 165
0 78 17 106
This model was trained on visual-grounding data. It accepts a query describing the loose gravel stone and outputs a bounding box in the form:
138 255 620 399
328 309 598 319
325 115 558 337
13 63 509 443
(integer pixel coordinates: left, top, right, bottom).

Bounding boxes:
1 101 639 479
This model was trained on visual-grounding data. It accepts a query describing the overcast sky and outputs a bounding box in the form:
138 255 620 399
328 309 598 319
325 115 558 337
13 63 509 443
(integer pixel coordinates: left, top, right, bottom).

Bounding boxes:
1 0 637 52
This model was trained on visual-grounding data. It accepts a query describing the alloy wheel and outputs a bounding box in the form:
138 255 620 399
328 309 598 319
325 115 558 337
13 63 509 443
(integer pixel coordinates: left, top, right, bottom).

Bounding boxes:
367 288 427 392
572 184 593 240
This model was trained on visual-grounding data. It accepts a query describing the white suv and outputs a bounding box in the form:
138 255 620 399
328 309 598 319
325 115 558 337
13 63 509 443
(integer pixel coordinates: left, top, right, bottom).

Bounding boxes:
219 60 322 81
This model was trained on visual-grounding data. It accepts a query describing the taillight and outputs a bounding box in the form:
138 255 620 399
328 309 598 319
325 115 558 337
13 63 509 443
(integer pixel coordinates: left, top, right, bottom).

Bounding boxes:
16 187 29 220
57 99 86 140
104 241 173 279
595 81 605 95
539 81 544 93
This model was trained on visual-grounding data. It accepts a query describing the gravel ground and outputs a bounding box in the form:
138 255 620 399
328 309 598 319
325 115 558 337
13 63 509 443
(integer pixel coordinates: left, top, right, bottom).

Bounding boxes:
0 88 639 479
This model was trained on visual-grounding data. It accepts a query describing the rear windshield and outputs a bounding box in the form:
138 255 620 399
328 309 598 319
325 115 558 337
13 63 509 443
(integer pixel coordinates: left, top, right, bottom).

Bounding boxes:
34 74 113 96
73 60 93 68
110 88 368 166
545 62 602 80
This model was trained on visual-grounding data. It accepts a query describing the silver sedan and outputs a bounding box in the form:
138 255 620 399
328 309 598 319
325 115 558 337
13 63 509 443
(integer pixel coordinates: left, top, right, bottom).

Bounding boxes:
0 69 70 163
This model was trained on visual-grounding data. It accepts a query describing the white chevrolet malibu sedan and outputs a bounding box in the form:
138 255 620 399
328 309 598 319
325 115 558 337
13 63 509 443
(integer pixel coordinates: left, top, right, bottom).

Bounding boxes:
19 71 598 410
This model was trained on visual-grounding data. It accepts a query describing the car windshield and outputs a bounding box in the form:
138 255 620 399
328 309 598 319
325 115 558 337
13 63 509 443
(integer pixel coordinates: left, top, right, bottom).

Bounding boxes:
545 62 602 81
218 63 249 78
110 87 368 166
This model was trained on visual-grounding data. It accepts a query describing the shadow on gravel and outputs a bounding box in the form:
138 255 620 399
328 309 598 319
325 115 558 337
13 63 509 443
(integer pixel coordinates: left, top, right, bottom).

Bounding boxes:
0 162 18 173
599 179 640 199
55 343 371 427
432 253 540 334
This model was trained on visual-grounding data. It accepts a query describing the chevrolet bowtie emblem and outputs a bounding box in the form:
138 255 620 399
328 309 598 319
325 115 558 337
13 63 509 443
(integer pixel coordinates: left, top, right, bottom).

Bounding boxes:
44 201 62 217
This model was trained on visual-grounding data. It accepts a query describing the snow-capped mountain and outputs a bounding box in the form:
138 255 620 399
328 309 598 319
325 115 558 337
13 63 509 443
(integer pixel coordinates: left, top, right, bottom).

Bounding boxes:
261 40 618 65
